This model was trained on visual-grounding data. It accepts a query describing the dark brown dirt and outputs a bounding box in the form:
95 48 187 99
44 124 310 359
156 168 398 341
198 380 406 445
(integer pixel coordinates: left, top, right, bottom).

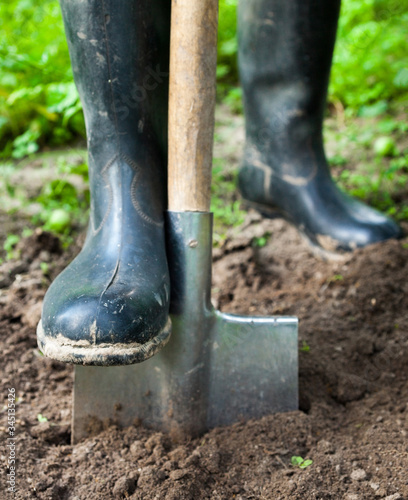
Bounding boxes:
1 215 408 500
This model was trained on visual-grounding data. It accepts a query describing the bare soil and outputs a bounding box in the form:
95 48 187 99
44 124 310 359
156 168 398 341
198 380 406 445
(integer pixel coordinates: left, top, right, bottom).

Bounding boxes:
1 210 408 499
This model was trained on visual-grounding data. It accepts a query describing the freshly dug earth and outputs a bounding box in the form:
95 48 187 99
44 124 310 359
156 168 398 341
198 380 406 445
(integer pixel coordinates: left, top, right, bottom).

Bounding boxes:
1 215 408 500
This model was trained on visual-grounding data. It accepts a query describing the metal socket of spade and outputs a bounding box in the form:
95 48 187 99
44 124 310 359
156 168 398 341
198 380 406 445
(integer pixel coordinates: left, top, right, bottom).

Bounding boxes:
72 211 298 443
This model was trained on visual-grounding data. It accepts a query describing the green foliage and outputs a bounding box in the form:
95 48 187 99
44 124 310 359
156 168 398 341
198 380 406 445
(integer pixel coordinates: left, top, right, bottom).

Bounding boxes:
1 151 90 246
300 341 310 353
211 159 246 244
328 274 344 283
1 0 407 156
337 153 408 220
217 1 242 111
32 160 90 239
326 114 408 222
12 128 40 158
291 456 313 469
373 136 397 157
3 234 20 260
218 0 238 84
330 0 408 111
0 0 85 156
252 232 271 248
40 261 50 275
45 208 71 232
347 163 408 220
222 87 243 115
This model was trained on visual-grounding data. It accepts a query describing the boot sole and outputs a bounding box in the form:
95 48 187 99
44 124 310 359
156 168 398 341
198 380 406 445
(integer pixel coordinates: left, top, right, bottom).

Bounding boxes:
242 199 348 262
36 317 172 366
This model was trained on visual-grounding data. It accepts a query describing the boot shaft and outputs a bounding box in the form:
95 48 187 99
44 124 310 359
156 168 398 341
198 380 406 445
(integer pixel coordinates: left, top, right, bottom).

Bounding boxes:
60 0 171 232
60 0 171 162
238 0 341 148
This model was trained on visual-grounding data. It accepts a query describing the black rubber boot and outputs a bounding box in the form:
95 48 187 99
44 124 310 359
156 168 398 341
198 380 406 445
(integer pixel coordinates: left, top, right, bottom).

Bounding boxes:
238 0 403 255
37 0 172 365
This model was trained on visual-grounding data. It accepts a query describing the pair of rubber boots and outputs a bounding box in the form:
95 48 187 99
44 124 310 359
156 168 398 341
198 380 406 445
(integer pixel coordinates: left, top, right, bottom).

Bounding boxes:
37 0 402 366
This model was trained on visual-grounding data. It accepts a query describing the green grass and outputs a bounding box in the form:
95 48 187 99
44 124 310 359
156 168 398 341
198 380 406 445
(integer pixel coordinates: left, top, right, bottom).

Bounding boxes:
330 0 408 111
1 150 89 252
325 110 408 221
211 159 246 245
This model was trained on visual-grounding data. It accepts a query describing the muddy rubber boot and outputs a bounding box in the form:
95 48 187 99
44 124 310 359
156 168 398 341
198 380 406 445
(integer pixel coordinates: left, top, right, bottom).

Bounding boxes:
238 0 403 256
37 0 172 365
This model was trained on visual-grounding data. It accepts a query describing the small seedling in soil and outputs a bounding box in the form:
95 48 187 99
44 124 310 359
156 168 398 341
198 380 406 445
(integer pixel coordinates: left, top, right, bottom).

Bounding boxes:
328 274 344 283
40 262 50 276
300 341 310 353
291 456 313 469
3 234 20 260
37 414 48 423
252 232 271 248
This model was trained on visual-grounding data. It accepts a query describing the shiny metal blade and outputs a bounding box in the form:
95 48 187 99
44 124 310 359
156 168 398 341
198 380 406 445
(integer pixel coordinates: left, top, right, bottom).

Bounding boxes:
72 212 298 443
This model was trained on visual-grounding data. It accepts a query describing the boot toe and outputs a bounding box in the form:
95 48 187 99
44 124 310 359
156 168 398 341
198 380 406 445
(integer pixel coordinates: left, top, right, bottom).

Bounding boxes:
38 265 171 366
333 196 404 250
307 208 403 253
367 217 404 244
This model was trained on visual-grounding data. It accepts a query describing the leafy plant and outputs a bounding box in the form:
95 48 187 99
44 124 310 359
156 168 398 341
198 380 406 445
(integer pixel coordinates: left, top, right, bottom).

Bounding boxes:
373 137 397 157
1 151 89 249
217 0 238 85
31 165 90 242
328 274 344 283
291 456 313 469
252 232 271 248
330 0 408 111
326 109 408 223
0 0 84 156
211 160 246 244
12 128 40 158
3 234 20 260
40 262 50 276
300 341 310 353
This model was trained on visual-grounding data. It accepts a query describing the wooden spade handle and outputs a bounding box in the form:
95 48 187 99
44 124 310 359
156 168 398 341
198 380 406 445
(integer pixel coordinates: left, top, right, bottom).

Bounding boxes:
168 0 219 212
